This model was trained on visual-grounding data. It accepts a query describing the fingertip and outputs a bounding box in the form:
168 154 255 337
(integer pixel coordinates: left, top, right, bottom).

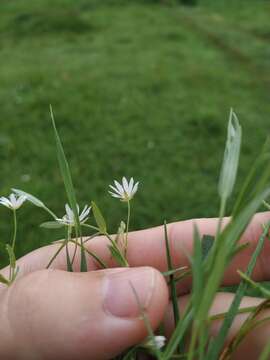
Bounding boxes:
146 267 169 330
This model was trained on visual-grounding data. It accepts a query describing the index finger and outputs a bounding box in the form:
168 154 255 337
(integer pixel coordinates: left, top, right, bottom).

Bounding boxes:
2 212 270 294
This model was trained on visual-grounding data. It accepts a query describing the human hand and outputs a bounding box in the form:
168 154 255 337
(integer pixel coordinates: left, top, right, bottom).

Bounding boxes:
1 212 270 359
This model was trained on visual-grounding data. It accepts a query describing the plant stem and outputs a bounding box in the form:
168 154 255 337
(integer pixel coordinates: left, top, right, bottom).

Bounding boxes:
9 209 17 281
125 200 131 257
69 239 107 268
82 223 100 231
68 226 78 266
46 241 66 268
164 222 180 325
11 209 17 250
164 221 181 354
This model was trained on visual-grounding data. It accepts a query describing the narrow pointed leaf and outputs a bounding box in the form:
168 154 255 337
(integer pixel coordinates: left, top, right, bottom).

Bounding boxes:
50 106 79 229
40 221 64 229
164 221 180 328
91 201 107 234
218 109 242 201
50 106 86 271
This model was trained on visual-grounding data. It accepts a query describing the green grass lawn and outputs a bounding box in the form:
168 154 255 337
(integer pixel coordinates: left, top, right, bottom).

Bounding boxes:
0 0 270 265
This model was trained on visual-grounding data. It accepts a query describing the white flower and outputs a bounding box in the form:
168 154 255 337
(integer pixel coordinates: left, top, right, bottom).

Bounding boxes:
56 204 91 226
143 335 166 350
153 336 166 349
109 177 139 201
0 193 26 210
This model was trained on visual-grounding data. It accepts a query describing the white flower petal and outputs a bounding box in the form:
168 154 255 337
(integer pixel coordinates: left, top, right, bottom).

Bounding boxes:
79 205 90 221
122 177 129 193
65 204 73 220
128 177 134 194
10 193 16 206
114 180 124 193
108 191 122 198
109 185 122 195
0 197 10 207
154 336 166 349
132 182 139 195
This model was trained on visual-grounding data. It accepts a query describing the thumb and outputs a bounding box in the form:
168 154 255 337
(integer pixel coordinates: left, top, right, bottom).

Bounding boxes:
0 267 168 360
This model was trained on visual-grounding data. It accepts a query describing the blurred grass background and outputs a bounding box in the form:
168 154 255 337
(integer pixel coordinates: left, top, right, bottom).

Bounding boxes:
0 0 270 265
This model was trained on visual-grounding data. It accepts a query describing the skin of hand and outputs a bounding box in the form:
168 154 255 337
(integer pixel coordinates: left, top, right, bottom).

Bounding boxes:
0 212 270 359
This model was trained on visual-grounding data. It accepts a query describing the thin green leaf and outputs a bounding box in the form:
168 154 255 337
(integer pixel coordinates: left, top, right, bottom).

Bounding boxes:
91 201 107 234
238 270 270 297
12 188 57 218
174 269 191 283
50 105 87 272
191 225 204 314
108 244 128 267
40 221 64 229
163 309 193 360
50 106 79 226
218 109 242 201
12 188 45 208
162 266 187 277
46 241 66 269
221 301 270 358
189 225 207 359
207 221 270 359
164 221 180 327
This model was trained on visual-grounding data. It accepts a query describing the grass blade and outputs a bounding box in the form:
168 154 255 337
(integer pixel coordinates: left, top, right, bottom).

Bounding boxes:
164 221 180 326
50 105 87 272
163 309 193 360
207 221 270 359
